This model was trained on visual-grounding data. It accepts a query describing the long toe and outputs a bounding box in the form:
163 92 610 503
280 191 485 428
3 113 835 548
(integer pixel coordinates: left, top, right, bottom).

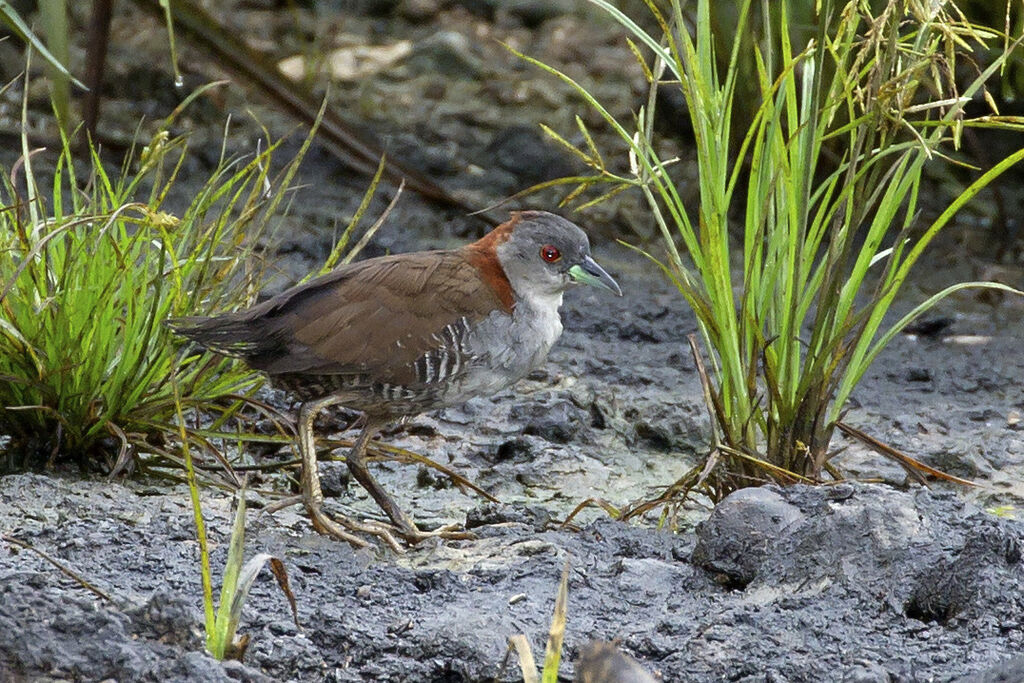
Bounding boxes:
306 502 405 553
398 522 476 545
262 494 303 516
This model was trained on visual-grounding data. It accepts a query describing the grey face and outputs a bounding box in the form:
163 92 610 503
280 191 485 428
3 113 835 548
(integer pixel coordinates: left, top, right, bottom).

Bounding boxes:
497 211 622 298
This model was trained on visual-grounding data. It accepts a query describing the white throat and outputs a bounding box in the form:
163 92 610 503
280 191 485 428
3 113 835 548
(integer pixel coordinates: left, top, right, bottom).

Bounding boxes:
513 288 564 360
519 288 564 314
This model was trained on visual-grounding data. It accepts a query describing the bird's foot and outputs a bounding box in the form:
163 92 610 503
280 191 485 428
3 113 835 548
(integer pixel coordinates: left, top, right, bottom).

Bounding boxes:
394 521 476 545
264 494 472 550
307 503 406 553
265 494 405 552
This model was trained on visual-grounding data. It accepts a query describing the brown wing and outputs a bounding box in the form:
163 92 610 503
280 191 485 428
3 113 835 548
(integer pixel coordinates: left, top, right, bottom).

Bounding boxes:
174 249 508 386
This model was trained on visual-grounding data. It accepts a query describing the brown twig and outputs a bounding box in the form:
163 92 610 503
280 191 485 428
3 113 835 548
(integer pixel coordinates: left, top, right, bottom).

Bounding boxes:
835 421 978 487
559 497 622 529
83 0 115 139
2 535 115 603
366 442 501 504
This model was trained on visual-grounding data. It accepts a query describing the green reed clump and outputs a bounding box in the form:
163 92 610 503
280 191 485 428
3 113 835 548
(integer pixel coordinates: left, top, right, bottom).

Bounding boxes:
0 86 311 474
520 0 1024 503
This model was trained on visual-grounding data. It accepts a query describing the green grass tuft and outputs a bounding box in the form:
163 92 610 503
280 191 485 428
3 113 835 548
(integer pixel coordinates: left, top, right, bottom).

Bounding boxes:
524 0 1024 505
0 88 310 474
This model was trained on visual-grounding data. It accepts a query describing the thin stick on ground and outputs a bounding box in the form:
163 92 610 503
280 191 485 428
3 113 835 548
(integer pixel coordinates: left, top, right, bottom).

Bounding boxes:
2 535 115 603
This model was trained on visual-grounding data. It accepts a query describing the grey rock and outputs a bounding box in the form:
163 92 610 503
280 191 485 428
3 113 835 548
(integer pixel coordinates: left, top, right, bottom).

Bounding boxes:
958 655 1024 682
906 521 1022 623
318 460 351 498
692 486 805 586
842 661 894 683
501 0 578 27
407 31 483 78
512 398 587 444
0 577 261 682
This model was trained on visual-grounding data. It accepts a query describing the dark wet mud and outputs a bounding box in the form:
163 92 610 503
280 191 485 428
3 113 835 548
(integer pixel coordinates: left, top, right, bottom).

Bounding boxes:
3 475 1024 681
3 243 1023 681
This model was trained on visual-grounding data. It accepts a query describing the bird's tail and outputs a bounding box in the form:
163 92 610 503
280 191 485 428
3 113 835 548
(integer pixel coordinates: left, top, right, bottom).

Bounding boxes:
165 314 276 359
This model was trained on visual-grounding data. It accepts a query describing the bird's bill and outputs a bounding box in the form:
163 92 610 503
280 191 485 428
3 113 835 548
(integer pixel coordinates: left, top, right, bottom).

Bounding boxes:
570 256 622 296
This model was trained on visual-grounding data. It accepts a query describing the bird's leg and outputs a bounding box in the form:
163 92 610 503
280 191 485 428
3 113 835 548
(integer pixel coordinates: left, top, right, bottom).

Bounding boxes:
296 398 402 552
344 421 416 533
346 420 474 544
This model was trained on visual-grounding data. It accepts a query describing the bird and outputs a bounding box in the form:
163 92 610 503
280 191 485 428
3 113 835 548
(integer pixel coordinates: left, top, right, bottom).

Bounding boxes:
169 210 621 549
574 641 657 683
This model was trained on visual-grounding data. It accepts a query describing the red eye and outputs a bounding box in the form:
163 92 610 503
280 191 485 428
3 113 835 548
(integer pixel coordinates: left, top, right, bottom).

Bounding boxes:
540 245 561 263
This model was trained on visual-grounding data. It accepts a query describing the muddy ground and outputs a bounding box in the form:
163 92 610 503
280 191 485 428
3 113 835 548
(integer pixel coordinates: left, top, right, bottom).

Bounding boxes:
2 0 1024 681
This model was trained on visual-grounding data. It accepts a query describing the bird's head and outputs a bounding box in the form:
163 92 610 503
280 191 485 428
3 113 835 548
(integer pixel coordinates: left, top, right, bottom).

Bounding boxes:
490 211 622 302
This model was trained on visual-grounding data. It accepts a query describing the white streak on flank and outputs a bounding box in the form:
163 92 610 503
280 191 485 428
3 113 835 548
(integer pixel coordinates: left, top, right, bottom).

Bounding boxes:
436 348 449 382
423 353 434 383
444 323 462 378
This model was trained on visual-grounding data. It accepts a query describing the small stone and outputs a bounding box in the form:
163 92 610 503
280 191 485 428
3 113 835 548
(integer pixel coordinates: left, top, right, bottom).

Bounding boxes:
503 0 576 28
465 502 550 529
512 399 586 444
319 462 350 498
398 0 442 21
692 487 805 587
494 437 533 462
575 641 657 683
904 367 931 382
267 620 298 636
407 32 482 79
841 661 892 683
